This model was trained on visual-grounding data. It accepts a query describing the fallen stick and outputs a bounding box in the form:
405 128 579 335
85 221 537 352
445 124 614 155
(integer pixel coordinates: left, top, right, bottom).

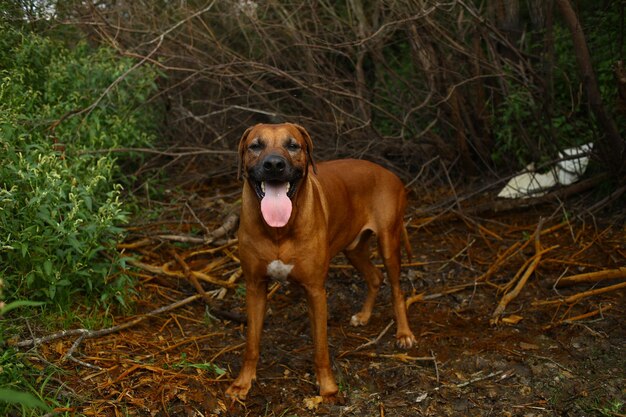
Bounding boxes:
448 370 507 389
555 267 626 287
13 291 214 349
156 212 239 244
153 234 206 244
491 243 558 316
406 369 512 398
267 282 281 299
492 254 542 320
534 281 626 306
210 342 246 363
129 258 236 289
329 261 429 269
499 253 536 294
117 238 153 250
477 241 523 283
339 320 395 357
542 258 600 269
478 221 566 284
491 218 558 320
185 239 238 258
405 282 484 309
405 292 424 309
551 304 614 327
351 352 436 362
172 250 211 303
412 174 608 224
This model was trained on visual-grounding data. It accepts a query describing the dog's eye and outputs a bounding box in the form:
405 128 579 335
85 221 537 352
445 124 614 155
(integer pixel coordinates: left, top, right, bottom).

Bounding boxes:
286 142 301 152
248 142 264 152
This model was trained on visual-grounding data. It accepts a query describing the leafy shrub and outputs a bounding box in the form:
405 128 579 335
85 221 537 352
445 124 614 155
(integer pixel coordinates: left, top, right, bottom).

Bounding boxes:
492 6 624 170
491 87 536 167
0 349 52 415
0 21 160 306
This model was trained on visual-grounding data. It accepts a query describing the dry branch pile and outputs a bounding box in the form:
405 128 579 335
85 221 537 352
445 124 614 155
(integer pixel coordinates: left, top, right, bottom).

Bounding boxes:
410 206 626 327
11 179 624 414
56 0 626 180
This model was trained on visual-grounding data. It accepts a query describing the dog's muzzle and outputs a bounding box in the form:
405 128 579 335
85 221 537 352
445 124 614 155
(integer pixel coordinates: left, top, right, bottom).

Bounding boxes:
249 154 301 201
248 154 303 227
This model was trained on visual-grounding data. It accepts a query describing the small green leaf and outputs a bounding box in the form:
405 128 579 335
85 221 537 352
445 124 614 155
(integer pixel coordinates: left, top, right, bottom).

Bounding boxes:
48 284 56 299
0 300 45 315
84 195 92 211
0 389 50 410
186 362 226 375
43 259 53 275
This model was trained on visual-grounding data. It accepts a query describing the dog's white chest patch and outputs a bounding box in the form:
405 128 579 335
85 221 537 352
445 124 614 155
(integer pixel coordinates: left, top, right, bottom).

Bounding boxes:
266 260 294 283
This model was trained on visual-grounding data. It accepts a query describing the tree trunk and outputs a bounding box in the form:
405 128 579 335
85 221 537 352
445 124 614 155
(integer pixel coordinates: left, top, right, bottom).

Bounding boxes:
470 30 492 161
488 0 522 61
555 0 625 173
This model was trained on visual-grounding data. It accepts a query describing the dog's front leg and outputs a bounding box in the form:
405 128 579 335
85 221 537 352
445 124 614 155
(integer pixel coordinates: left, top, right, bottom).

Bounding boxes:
304 281 339 400
226 277 268 400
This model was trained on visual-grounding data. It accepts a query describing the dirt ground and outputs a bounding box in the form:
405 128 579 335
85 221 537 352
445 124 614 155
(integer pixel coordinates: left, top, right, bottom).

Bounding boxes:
28 182 626 416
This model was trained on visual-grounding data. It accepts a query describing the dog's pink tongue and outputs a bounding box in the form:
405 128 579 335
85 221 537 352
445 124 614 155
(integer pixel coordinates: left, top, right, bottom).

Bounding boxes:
260 182 292 227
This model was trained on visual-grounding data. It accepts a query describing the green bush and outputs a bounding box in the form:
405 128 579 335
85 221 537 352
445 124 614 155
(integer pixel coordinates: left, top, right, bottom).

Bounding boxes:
491 6 623 170
0 21 159 306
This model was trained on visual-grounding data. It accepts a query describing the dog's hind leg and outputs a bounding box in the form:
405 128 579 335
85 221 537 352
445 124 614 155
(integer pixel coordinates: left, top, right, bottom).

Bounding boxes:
344 231 383 327
378 226 416 349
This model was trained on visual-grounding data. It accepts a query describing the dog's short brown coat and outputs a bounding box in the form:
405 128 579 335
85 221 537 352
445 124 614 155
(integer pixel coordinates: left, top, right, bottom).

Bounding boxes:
226 123 415 401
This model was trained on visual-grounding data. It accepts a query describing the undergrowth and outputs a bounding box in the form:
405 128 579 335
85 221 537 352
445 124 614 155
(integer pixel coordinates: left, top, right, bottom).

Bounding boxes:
0 17 160 416
491 5 624 169
0 22 159 306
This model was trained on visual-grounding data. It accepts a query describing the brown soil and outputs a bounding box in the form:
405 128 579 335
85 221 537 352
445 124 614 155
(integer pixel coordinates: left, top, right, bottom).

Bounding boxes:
30 183 626 416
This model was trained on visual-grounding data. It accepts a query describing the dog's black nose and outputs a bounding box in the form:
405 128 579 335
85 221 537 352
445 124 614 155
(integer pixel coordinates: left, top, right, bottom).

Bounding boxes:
262 154 286 174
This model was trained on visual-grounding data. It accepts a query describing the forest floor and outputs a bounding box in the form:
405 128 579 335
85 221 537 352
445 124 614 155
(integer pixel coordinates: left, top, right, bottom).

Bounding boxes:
23 178 625 416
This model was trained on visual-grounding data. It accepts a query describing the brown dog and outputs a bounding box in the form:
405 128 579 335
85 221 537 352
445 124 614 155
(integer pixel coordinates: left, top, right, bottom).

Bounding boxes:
226 123 416 401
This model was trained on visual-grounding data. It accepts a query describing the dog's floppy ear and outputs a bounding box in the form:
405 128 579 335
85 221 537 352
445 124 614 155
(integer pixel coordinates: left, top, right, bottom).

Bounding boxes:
237 125 256 180
292 123 317 175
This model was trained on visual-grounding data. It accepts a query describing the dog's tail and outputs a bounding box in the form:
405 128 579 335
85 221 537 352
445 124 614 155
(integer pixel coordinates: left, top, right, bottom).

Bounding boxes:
402 223 413 263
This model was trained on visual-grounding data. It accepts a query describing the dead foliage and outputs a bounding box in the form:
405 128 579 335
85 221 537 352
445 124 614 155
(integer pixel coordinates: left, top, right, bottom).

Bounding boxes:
11 179 625 416
57 0 626 178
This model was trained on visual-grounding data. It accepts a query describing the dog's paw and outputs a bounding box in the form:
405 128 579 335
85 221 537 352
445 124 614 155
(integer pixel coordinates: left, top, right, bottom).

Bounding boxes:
350 312 370 327
225 381 251 401
396 332 417 349
322 392 346 405
318 378 340 401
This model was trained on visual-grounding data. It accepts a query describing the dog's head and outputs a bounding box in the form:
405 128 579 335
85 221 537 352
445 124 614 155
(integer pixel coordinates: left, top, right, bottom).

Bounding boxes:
237 123 316 227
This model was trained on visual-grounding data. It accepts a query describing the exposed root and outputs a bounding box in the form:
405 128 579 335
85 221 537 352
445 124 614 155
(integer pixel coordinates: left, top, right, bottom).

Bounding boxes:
555 267 626 287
